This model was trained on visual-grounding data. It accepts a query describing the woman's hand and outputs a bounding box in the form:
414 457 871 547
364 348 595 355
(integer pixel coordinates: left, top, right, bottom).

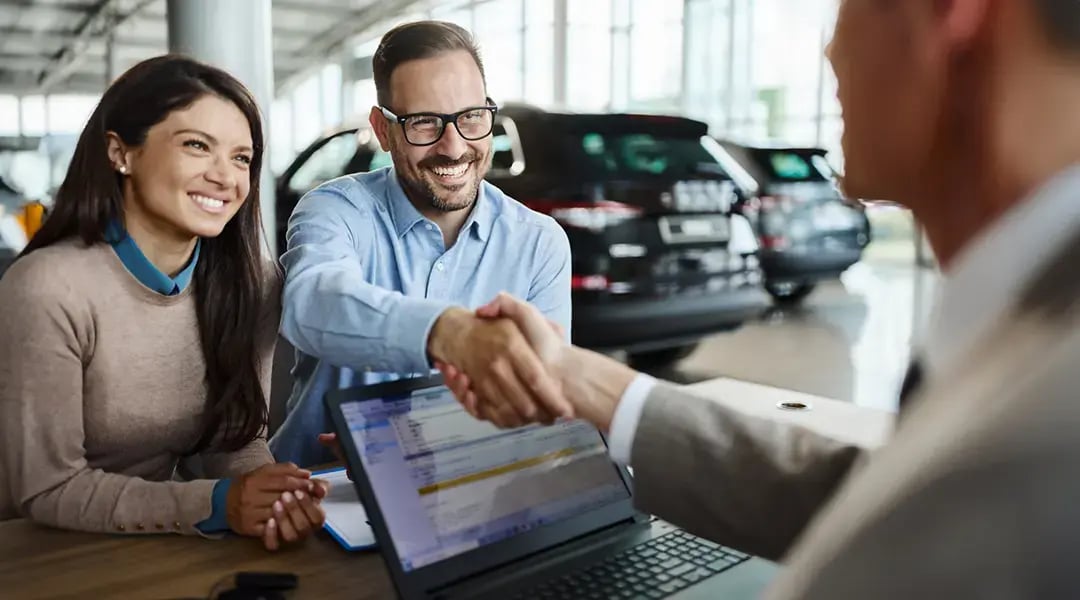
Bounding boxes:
226 462 314 539
261 479 330 551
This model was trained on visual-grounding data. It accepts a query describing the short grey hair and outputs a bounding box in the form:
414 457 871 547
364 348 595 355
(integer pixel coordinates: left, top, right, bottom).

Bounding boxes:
1035 0 1080 52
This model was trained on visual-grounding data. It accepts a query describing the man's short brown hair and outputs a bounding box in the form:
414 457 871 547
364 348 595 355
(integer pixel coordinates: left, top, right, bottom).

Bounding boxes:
372 20 487 109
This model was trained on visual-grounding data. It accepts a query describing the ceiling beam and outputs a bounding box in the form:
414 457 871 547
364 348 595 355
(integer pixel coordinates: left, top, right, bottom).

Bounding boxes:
0 1 102 18
0 26 162 50
271 0 356 15
0 53 53 71
275 0 428 92
35 0 157 92
0 70 105 95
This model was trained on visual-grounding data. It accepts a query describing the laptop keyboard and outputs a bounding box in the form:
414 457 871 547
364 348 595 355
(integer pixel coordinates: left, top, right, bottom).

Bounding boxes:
511 529 750 599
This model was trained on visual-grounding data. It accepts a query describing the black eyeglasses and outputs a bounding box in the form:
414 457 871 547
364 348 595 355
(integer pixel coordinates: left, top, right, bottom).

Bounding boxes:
379 99 499 146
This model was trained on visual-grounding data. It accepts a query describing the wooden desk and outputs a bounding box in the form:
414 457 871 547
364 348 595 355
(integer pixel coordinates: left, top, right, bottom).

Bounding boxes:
0 515 391 599
0 378 891 599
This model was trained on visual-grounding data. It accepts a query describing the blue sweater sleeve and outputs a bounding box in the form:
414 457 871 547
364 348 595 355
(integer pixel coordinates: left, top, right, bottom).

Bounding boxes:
196 479 232 533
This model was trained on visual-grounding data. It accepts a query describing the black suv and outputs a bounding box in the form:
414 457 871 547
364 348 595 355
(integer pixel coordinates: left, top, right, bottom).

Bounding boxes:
276 104 768 366
713 142 871 304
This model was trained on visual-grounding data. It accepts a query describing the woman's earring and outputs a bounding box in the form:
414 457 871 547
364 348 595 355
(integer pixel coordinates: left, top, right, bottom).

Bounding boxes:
118 165 128 175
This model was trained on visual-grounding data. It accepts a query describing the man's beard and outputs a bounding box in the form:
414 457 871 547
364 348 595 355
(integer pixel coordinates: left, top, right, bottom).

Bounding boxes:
404 172 479 213
398 149 489 213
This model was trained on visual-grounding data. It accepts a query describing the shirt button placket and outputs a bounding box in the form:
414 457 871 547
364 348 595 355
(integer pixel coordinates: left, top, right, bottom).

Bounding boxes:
428 255 450 298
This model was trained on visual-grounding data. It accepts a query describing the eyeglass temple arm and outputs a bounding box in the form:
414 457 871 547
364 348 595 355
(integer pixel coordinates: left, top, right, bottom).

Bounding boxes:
379 106 400 122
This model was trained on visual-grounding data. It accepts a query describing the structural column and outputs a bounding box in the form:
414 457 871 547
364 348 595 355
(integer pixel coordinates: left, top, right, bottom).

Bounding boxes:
166 0 277 256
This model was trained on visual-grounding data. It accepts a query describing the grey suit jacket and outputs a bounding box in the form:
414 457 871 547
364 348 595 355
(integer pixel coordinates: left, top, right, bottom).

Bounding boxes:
631 230 1080 598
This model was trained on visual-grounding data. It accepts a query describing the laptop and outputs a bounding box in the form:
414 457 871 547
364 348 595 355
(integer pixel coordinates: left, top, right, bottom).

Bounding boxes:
325 374 778 599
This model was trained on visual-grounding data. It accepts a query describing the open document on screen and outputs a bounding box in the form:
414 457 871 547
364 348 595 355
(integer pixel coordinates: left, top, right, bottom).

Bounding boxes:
342 386 631 572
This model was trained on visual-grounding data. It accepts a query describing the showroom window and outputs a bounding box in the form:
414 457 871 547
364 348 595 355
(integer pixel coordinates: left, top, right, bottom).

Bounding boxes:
474 0 525 102
628 0 683 113
16 96 46 136
524 0 555 107
269 97 294 175
0 96 17 136
291 73 322 153
566 0 612 111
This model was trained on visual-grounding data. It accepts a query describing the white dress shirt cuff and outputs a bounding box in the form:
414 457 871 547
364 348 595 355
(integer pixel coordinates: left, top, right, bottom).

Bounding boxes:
606 373 657 466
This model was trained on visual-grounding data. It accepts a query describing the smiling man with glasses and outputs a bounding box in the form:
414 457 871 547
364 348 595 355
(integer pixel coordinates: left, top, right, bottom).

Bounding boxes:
270 21 572 467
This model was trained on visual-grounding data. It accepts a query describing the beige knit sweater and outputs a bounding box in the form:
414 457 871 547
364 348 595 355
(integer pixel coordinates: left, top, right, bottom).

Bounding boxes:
0 240 280 536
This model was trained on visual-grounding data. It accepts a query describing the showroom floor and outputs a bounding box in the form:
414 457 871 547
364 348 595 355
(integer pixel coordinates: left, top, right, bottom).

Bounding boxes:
641 256 940 413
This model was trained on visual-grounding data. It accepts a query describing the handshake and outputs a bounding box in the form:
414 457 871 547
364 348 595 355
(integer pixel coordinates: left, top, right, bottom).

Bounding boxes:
427 293 638 433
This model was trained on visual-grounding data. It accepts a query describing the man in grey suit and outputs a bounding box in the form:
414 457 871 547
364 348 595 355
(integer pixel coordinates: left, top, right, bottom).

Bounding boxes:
435 0 1080 596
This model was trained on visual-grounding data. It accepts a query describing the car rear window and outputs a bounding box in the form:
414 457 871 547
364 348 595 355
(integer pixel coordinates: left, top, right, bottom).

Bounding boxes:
746 149 832 182
573 131 727 179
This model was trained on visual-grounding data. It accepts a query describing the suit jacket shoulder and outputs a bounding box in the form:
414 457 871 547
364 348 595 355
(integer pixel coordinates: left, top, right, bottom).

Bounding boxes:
770 225 1080 598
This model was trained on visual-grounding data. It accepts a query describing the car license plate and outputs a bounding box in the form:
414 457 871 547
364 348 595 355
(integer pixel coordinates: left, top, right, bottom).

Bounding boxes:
813 204 853 231
659 215 730 244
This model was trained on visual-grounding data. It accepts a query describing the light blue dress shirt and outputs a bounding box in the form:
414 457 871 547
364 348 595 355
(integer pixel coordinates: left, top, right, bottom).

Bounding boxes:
107 225 229 533
270 167 572 466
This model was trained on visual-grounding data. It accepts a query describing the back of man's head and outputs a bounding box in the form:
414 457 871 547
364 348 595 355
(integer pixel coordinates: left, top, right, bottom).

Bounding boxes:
1035 0 1080 53
372 21 486 109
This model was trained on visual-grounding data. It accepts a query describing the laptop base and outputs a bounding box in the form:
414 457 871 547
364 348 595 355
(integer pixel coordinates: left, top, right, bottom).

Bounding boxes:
439 520 777 600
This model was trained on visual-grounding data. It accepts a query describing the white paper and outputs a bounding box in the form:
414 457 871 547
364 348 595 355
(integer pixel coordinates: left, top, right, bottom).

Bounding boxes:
317 468 376 551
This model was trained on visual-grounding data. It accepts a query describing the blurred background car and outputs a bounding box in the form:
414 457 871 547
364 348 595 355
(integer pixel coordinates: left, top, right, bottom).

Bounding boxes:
276 105 770 368
714 141 871 305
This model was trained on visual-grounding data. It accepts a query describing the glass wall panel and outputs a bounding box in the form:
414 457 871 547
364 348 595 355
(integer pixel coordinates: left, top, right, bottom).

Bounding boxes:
628 0 683 113
475 0 525 102
566 0 612 110
0 96 17 136
18 96 46 136
45 95 96 134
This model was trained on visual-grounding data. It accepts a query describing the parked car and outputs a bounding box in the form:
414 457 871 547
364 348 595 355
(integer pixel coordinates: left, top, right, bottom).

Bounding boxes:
276 104 769 367
712 141 871 304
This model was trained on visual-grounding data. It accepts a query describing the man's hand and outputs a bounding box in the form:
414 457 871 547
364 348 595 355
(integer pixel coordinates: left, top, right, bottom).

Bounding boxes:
318 432 352 480
438 293 637 432
428 306 573 427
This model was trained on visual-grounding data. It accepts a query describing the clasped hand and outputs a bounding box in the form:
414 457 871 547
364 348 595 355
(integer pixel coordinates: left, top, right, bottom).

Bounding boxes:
226 462 330 551
428 300 574 427
433 293 612 430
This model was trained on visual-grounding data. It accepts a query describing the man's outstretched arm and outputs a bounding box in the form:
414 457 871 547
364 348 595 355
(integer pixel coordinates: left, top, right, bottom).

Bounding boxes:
440 293 877 559
281 186 570 423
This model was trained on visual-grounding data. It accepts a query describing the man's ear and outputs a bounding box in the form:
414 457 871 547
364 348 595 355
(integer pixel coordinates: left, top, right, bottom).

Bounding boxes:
369 106 392 152
105 131 130 173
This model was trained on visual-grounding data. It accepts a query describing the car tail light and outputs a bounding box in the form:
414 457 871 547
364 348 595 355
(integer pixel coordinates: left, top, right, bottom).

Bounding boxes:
759 195 795 213
762 235 790 250
527 200 643 232
571 275 610 290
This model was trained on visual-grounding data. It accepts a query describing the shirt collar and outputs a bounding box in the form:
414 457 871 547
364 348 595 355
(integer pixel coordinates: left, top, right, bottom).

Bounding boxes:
108 220 200 296
386 171 427 238
464 182 493 242
385 168 493 242
922 163 1080 377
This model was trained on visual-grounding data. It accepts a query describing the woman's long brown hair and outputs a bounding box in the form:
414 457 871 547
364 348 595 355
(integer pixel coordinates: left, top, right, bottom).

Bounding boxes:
21 55 274 453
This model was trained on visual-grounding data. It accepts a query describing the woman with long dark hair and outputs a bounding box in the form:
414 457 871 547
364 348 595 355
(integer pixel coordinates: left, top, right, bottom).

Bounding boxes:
0 55 326 550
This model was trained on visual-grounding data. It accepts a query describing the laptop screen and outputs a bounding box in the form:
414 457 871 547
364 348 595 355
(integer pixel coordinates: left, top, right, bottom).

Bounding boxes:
340 384 632 572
